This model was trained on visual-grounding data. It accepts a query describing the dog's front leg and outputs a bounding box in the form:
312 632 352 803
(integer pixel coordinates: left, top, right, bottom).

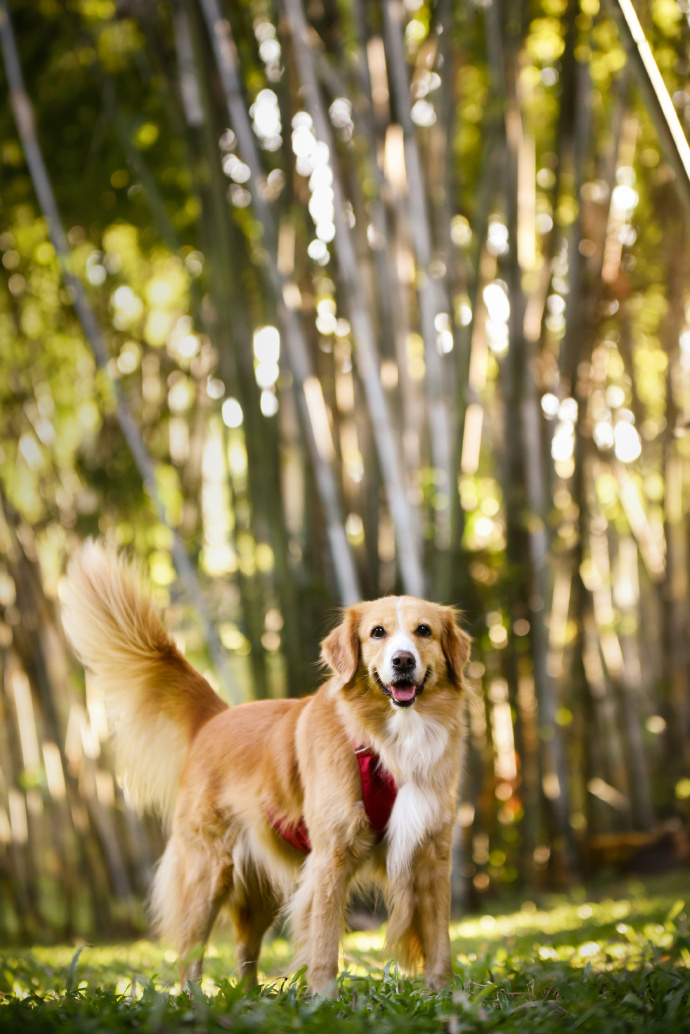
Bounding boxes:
302 849 354 996
388 823 455 989
414 825 454 990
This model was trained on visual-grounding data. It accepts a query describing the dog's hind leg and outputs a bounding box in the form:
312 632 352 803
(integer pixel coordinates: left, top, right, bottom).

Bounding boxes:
151 833 234 987
227 865 280 986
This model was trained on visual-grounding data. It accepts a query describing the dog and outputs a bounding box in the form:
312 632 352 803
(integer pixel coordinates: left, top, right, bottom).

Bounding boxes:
61 541 470 995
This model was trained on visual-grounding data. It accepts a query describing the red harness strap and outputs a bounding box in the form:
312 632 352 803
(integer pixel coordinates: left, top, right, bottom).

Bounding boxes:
268 746 397 854
353 745 398 840
269 812 312 853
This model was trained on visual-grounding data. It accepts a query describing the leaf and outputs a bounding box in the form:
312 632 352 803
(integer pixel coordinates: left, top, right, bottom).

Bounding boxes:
66 944 91 993
667 900 686 924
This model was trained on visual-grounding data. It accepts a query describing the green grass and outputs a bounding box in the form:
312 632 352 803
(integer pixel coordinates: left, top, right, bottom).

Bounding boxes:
1 875 689 1032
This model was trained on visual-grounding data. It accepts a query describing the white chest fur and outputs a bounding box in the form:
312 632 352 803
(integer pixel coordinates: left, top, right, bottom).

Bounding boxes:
384 707 448 779
379 708 450 881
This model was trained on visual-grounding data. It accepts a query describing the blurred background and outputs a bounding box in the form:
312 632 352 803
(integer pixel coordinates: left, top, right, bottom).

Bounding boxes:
1 0 689 944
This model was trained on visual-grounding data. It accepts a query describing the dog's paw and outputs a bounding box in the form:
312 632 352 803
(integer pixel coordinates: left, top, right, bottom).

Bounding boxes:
308 969 339 999
425 970 452 993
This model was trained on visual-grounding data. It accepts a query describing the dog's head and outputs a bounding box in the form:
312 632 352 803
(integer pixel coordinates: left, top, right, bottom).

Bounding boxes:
321 597 470 707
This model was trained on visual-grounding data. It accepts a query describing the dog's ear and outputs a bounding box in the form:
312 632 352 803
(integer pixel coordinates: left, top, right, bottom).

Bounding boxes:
441 607 471 687
321 606 361 683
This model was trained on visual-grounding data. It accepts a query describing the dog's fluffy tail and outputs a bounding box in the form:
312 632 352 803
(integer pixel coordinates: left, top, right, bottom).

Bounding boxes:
61 540 228 823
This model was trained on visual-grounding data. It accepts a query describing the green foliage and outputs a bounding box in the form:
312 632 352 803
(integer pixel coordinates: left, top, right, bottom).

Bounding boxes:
1 878 689 1032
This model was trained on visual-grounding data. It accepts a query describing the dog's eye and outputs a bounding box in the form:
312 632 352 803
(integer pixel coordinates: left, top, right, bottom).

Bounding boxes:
415 624 432 638
371 626 387 639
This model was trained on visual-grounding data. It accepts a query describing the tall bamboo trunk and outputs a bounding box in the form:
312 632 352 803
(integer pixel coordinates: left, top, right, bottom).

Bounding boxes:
197 0 362 605
281 0 426 598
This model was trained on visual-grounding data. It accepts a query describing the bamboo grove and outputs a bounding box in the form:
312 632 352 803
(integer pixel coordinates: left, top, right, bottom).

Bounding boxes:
0 0 689 941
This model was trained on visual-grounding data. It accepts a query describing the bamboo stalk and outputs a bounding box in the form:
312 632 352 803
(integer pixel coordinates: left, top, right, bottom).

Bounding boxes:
174 0 274 699
280 0 426 598
433 0 465 604
659 223 690 778
496 13 576 877
381 0 453 569
350 0 400 369
196 0 362 604
562 71 646 839
447 0 506 604
607 0 690 217
558 52 593 389
613 536 654 831
0 0 240 704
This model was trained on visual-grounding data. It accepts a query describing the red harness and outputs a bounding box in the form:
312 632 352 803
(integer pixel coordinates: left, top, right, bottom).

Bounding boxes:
268 745 397 854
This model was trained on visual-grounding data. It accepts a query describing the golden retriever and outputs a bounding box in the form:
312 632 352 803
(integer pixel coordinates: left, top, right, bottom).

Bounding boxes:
61 542 470 994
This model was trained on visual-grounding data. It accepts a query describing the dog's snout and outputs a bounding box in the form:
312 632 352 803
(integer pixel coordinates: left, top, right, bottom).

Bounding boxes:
392 650 415 672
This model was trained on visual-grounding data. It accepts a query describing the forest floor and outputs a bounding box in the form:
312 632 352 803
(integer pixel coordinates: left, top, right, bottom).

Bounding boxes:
1 872 689 1032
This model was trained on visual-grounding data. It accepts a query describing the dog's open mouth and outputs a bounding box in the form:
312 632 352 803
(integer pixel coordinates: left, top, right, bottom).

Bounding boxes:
375 670 429 707
390 681 418 706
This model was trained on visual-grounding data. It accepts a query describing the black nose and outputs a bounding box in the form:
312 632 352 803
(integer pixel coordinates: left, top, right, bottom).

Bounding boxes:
392 650 415 671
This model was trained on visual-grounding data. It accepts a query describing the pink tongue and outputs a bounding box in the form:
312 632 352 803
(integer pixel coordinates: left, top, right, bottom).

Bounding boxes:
392 684 417 702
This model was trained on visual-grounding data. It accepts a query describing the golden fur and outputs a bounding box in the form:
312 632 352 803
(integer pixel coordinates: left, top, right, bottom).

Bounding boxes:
62 542 471 994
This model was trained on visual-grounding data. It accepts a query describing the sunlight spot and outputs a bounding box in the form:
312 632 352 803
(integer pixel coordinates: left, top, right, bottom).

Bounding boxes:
483 282 510 323
411 99 436 126
222 398 243 428
541 392 560 418
614 421 642 462
260 390 279 417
